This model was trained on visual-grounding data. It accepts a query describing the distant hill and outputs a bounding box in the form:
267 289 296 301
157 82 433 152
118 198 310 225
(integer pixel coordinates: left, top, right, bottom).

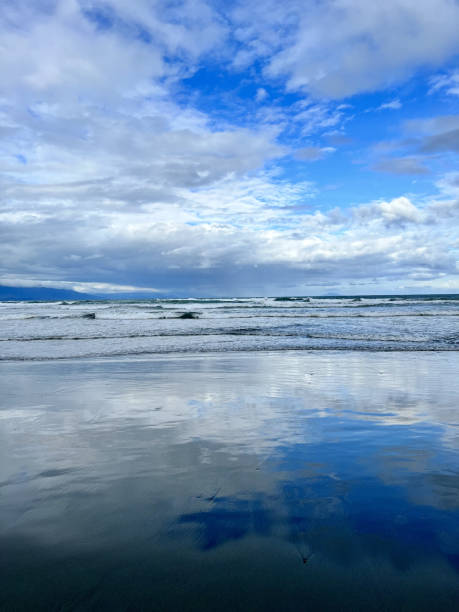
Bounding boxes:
0 285 95 301
0 285 169 301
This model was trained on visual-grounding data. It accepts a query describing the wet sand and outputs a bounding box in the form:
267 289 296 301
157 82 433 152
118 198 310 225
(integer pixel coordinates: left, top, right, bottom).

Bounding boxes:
1 351 458 610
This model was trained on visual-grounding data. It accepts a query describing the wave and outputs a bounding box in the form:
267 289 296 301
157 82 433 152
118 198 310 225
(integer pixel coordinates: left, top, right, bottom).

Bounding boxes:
2 310 459 323
0 313 99 321
1 324 456 348
242 312 459 319
0 332 204 342
3 294 459 309
305 333 429 343
274 296 311 302
2 294 459 360
3 302 459 317
0 326 280 342
2 343 457 362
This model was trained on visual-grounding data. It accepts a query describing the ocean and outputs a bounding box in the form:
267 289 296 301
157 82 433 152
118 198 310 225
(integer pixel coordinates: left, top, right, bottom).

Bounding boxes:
1 295 459 610
1 294 459 360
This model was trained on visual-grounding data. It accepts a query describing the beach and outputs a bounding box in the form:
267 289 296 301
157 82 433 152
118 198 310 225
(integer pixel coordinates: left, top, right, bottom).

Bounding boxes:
3 0 459 608
1 350 458 610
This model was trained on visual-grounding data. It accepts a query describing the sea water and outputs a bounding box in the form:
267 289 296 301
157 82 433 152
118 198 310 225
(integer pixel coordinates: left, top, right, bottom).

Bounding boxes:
1 297 459 610
1 294 459 360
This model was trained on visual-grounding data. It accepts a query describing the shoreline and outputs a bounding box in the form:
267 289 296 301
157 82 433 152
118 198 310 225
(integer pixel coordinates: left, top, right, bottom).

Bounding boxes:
2 345 459 364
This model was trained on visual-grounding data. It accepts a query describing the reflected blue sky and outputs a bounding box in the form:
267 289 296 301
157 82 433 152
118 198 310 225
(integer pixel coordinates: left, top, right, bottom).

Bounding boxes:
1 352 458 610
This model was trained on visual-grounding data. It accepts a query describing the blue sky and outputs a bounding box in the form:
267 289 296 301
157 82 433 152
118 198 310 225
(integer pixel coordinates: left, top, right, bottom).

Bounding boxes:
1 0 459 296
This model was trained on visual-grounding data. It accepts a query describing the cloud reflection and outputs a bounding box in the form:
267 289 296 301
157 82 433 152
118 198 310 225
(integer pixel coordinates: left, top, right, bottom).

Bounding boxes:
0 352 459 608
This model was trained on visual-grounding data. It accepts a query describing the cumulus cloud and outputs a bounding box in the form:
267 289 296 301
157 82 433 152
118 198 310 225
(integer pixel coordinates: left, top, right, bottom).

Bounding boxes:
1 1 459 295
376 197 424 225
1 1 160 103
231 0 459 98
3 1 458 107
0 0 226 102
353 196 425 227
2 164 459 295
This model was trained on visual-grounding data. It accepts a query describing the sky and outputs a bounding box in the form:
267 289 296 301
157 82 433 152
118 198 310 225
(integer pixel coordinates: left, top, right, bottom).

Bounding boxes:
1 0 459 297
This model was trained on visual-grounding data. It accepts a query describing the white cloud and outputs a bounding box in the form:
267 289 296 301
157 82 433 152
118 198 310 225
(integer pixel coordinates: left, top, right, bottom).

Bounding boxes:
353 196 425 227
2 163 459 294
435 172 459 197
378 196 424 225
255 88 268 102
0 0 227 104
1 1 459 295
0 1 162 103
377 99 402 111
0 278 160 294
429 70 459 96
232 0 459 98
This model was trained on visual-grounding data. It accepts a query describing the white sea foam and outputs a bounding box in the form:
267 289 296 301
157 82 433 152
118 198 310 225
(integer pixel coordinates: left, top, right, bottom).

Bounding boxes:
1 295 458 360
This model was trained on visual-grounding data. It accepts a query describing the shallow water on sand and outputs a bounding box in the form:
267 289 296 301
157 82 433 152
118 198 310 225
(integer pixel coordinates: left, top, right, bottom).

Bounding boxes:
1 351 459 610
